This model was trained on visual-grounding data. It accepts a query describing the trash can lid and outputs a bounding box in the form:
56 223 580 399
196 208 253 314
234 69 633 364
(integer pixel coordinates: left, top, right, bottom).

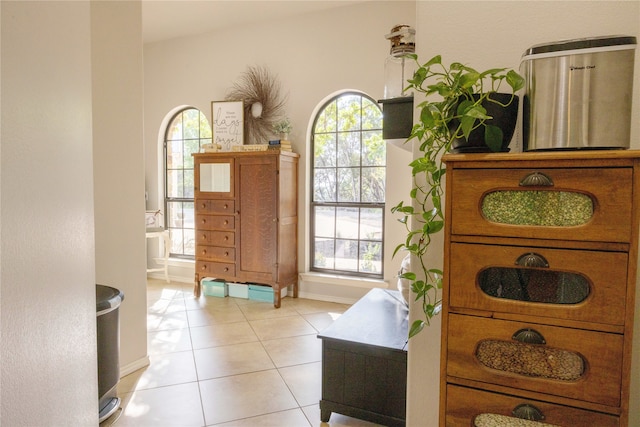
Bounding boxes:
522 35 637 60
96 284 124 315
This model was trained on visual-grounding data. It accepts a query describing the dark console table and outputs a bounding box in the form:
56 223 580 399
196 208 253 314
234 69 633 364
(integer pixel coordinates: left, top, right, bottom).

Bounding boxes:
317 288 408 427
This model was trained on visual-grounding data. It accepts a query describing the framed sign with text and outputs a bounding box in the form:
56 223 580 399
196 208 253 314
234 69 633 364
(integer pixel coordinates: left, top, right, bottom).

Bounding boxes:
211 100 244 151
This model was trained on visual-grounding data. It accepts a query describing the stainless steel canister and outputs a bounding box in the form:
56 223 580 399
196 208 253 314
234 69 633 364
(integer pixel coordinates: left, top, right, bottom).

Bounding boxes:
521 35 636 151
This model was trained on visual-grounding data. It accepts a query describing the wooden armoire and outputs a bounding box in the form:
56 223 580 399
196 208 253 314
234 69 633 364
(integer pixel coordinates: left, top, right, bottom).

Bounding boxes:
192 150 299 307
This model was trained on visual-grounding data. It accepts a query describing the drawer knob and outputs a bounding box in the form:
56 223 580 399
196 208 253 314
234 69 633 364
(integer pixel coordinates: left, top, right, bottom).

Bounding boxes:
516 253 549 268
512 404 545 422
512 328 546 345
519 172 553 187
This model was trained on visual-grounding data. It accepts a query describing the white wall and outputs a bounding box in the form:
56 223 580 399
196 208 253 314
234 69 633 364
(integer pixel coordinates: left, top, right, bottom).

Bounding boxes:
143 1 415 300
409 2 640 426
0 1 98 424
92 1 148 375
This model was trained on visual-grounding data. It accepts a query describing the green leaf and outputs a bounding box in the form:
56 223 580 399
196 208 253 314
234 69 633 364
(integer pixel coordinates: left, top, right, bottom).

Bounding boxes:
425 220 444 234
409 320 426 338
392 244 405 258
484 125 503 152
425 55 441 67
400 271 416 281
465 104 490 120
459 72 480 89
420 107 435 128
506 69 525 92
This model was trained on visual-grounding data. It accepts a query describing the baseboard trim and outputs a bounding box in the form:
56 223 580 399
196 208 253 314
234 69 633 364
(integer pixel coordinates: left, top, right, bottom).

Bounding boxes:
120 355 150 378
296 291 359 305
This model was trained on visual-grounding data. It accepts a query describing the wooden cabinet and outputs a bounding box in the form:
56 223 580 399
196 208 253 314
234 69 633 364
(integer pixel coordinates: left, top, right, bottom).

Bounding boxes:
193 151 299 307
440 151 640 426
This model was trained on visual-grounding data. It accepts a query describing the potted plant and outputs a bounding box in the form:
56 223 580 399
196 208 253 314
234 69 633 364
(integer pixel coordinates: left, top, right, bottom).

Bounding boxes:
273 117 293 140
391 54 524 337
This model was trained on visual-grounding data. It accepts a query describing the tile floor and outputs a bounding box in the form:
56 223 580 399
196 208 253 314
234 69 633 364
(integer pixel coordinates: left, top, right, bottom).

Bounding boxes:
103 279 384 427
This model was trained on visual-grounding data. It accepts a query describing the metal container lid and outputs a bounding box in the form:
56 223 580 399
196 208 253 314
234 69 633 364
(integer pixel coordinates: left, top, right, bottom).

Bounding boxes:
522 35 637 60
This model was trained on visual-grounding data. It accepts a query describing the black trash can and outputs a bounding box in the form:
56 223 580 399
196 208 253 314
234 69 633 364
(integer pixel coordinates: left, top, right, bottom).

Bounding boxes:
96 284 124 423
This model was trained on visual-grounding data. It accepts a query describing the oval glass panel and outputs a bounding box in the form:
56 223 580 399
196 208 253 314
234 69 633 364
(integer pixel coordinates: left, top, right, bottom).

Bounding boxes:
475 339 585 381
482 190 593 226
479 267 590 304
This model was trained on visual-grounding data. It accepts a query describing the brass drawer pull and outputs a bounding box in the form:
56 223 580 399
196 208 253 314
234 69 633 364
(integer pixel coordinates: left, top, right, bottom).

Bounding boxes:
519 172 554 187
516 253 549 268
512 403 545 422
512 328 546 345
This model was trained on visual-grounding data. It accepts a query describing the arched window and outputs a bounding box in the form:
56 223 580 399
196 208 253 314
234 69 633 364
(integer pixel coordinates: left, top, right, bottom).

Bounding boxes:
311 92 385 277
164 108 212 258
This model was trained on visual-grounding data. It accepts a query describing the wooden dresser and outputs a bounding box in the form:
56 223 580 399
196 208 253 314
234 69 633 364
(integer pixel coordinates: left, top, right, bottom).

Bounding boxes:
193 150 299 307
440 151 640 426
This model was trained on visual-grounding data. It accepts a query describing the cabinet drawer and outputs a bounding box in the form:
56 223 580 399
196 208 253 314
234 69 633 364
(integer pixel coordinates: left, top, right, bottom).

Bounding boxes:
449 167 632 243
196 230 234 246
449 242 628 326
446 314 623 407
195 200 235 214
196 245 235 262
196 214 234 231
196 261 235 277
445 384 619 427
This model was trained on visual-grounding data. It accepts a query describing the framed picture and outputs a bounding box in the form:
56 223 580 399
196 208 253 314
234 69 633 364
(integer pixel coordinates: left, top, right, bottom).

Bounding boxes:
211 100 244 151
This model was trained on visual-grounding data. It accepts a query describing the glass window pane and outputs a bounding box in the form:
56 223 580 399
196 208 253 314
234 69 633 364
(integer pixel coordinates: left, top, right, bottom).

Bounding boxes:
315 206 336 238
169 228 184 254
337 167 360 202
183 170 194 198
314 169 336 202
361 167 385 203
167 201 183 228
183 109 199 139
335 239 358 271
362 131 385 166
199 111 212 138
360 208 383 240
359 241 382 273
314 133 336 167
167 140 183 169
166 170 184 198
183 202 194 229
337 132 360 167
336 207 359 239
182 228 195 256
314 238 335 269
362 98 383 130
338 95 361 132
167 117 183 141
315 101 337 133
183 139 199 169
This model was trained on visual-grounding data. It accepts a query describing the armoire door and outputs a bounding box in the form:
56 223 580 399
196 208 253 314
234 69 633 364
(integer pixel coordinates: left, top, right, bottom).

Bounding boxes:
237 155 278 282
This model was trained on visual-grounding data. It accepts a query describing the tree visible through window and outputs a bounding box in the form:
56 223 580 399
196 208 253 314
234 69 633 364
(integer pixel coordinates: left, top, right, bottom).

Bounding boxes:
164 108 212 258
311 93 385 277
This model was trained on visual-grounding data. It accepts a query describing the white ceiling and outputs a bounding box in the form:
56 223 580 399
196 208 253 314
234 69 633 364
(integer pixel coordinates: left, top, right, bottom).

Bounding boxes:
142 0 368 44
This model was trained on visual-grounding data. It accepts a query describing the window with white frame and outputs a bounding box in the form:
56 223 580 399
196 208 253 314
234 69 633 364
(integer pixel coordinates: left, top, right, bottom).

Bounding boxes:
164 108 212 258
310 92 385 277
